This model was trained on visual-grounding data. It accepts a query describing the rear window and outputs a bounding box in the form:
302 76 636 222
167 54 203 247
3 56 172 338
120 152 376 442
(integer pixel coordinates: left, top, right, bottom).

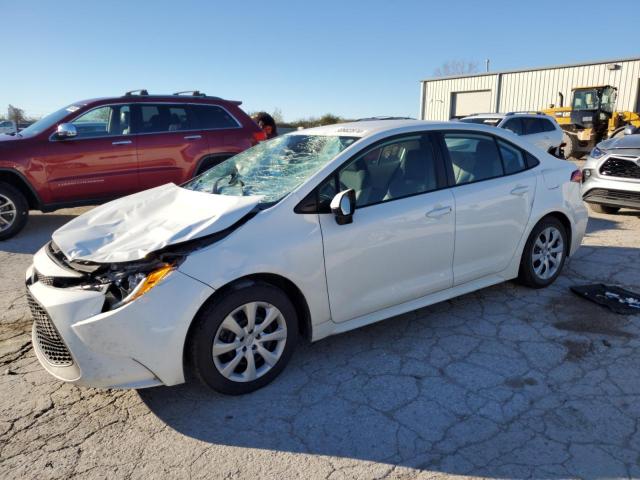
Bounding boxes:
192 105 240 130
523 118 544 135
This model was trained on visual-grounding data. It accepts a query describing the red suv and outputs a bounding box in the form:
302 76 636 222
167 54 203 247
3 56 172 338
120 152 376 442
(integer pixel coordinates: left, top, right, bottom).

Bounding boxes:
0 90 265 239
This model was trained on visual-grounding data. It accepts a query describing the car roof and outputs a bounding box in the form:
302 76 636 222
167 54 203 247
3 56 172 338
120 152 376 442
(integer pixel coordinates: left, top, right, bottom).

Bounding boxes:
298 120 441 138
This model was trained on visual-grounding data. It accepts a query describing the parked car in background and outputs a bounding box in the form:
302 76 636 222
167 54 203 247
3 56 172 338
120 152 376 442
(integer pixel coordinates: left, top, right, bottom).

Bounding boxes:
581 126 640 214
459 112 564 157
0 90 264 239
26 120 587 395
0 120 17 135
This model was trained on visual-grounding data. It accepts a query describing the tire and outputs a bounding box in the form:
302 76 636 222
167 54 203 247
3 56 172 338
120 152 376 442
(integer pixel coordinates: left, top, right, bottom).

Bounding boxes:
188 282 298 395
518 217 568 289
589 203 620 214
562 133 577 160
0 182 29 241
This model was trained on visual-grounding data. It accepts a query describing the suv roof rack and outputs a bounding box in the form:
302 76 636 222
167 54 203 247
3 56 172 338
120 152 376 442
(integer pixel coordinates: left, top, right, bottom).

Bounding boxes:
124 89 149 96
505 111 545 116
173 90 206 97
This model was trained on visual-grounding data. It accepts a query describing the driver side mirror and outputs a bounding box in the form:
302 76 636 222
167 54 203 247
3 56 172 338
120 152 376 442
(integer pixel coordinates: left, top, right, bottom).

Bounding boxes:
623 125 638 136
330 189 356 225
56 123 77 139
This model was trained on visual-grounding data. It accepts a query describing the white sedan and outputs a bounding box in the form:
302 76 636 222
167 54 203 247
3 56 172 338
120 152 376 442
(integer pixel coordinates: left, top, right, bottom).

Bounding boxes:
26 120 588 394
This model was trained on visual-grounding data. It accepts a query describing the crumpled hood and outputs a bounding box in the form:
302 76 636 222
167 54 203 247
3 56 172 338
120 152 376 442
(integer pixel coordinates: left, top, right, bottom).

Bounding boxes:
52 183 262 263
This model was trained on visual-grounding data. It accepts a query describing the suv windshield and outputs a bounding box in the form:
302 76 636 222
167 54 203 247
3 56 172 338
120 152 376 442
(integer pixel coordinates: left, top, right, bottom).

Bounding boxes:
18 104 83 137
183 134 358 203
459 117 501 126
572 89 599 111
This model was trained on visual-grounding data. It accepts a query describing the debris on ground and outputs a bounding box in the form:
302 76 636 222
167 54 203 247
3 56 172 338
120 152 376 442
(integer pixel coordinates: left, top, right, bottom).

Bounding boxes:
571 284 640 314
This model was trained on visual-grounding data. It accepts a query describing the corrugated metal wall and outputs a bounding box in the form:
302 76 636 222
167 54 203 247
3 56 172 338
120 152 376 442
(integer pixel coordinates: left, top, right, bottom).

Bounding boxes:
421 58 640 120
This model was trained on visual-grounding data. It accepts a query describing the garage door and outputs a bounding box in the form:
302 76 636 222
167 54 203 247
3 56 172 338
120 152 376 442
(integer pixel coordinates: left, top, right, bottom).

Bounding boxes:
450 90 492 118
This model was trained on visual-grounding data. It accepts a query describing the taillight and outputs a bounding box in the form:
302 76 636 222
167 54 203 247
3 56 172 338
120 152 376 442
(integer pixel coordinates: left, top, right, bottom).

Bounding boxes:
570 169 582 183
252 130 267 144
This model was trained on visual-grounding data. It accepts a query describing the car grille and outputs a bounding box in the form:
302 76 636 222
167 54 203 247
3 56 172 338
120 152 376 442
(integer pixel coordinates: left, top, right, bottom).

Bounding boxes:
27 289 73 367
35 270 55 286
600 157 640 179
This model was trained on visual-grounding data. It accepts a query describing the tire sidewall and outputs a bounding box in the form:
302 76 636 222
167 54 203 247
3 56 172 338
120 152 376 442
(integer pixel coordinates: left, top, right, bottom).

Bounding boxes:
520 218 568 288
0 182 29 240
189 283 298 395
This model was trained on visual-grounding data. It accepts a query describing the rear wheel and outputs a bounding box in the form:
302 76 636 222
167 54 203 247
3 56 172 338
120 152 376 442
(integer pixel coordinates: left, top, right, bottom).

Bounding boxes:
188 282 298 395
589 203 620 214
563 133 578 160
518 217 568 288
0 182 29 240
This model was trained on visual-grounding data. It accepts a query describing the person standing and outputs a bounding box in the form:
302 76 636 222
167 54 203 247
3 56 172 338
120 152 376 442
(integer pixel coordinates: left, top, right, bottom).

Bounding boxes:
253 112 278 139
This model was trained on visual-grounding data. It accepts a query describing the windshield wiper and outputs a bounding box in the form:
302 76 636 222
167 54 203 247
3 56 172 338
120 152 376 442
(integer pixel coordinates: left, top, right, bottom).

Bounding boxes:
211 166 244 194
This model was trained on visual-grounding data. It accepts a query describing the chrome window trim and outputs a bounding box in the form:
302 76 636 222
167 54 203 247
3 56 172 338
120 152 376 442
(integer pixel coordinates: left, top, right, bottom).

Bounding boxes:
49 102 242 142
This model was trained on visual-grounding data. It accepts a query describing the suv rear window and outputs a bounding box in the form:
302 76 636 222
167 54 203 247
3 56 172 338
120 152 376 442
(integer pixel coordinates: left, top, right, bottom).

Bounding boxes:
192 105 239 130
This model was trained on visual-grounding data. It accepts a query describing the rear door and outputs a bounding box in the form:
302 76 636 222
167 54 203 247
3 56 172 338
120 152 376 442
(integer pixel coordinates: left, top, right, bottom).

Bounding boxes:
43 104 139 202
191 104 249 172
133 103 209 189
440 132 536 285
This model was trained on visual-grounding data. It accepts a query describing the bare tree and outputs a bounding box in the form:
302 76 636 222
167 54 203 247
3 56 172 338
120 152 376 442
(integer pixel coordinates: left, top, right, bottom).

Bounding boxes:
433 60 479 77
271 108 284 124
7 105 27 124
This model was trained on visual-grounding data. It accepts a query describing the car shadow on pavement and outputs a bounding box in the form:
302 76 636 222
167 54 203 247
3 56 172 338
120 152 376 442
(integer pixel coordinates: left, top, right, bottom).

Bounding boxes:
0 214 77 254
139 248 640 478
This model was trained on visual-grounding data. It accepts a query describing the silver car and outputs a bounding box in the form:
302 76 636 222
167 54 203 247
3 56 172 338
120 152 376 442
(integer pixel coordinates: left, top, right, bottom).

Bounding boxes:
582 127 640 214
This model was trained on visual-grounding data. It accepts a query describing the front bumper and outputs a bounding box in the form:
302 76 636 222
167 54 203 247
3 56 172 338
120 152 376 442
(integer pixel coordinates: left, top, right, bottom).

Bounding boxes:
26 246 214 389
582 163 640 211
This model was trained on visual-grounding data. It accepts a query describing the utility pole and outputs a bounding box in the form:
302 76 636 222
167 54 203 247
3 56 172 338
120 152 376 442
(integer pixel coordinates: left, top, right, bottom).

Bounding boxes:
486 59 490 73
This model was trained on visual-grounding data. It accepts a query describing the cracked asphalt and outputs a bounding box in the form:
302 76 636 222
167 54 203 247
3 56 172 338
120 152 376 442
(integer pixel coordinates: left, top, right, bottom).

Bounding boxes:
2 193 640 479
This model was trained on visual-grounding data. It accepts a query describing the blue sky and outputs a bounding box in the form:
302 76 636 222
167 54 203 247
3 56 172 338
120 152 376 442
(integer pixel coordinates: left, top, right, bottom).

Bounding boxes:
2 0 638 121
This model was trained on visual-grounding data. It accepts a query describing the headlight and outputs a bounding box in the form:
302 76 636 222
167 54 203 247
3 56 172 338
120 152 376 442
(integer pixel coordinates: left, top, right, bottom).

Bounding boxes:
590 146 605 159
102 263 176 310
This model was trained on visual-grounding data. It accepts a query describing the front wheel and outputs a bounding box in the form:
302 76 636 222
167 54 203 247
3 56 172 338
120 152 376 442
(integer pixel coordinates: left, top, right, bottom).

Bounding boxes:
518 217 568 288
188 282 298 395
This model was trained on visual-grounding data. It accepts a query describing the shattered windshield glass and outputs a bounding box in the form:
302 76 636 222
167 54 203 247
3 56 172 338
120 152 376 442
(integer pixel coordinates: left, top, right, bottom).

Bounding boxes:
183 134 358 203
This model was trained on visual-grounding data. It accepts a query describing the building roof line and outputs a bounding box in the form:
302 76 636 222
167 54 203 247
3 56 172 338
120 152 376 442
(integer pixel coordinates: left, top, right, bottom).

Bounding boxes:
420 56 640 83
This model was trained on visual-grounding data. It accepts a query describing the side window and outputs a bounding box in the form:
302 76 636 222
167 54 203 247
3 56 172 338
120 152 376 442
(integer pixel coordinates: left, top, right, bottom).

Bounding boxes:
497 140 526 175
502 118 523 135
526 152 540 168
541 119 556 132
523 118 544 135
71 105 130 138
443 133 504 185
322 136 438 208
192 105 239 129
139 105 192 133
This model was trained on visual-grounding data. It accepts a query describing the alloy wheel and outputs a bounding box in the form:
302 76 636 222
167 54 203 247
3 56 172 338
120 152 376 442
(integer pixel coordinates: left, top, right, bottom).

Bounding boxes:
532 226 564 280
212 301 287 383
0 194 17 233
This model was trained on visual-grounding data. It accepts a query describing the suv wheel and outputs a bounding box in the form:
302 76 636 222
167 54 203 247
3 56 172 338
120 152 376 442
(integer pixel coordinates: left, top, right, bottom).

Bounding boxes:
0 182 29 240
518 217 568 288
188 282 298 395
589 204 619 215
563 133 578 159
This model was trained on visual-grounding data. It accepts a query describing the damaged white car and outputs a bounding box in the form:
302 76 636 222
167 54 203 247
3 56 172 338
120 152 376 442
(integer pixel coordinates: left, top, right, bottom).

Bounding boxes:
27 120 588 395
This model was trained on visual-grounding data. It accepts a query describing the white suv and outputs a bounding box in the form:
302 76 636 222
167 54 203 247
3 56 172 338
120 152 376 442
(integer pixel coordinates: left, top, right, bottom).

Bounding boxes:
26 120 587 395
460 112 564 157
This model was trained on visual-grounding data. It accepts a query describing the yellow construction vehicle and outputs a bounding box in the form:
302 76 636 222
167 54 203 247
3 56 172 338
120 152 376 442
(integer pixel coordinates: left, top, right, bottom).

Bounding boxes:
543 85 640 158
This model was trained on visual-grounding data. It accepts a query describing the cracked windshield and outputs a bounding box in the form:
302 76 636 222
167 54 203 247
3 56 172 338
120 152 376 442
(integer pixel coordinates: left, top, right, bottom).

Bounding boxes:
184 134 358 202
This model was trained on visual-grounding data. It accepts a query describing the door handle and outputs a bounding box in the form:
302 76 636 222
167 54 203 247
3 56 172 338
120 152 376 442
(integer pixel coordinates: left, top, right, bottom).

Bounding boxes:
112 140 132 145
184 134 202 140
425 206 452 218
510 185 529 196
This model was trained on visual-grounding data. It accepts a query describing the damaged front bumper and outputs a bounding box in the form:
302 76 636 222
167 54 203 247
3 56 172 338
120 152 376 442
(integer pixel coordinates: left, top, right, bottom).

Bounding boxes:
26 246 214 389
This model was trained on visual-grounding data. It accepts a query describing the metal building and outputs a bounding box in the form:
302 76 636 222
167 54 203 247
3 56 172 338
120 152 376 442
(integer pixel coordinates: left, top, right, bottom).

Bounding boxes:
419 57 640 120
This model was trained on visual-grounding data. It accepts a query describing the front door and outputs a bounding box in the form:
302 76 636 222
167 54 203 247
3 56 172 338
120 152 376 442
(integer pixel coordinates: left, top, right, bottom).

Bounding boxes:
43 104 139 203
319 134 455 323
441 132 536 285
